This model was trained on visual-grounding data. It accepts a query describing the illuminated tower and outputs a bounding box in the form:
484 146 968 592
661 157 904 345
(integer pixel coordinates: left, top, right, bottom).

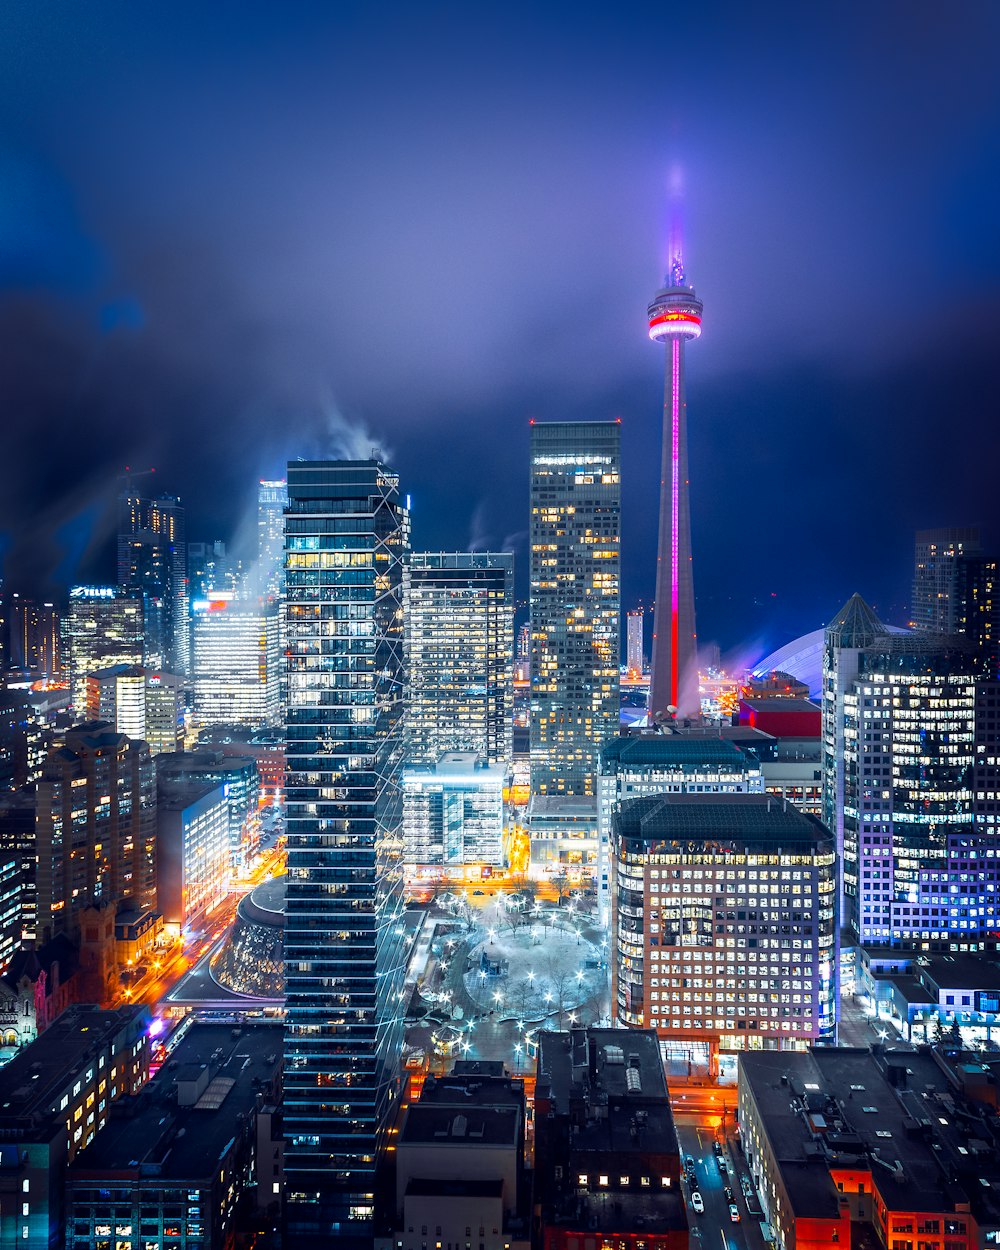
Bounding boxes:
647 255 703 719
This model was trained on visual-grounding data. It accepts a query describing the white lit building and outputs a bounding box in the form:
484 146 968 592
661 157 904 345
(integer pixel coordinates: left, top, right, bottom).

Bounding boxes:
66 586 144 716
192 601 280 728
402 752 506 878
86 665 184 755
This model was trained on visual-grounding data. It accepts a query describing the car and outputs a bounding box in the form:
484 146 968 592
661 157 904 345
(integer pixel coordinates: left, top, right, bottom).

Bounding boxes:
729 1204 741 1223
686 1155 695 1169
718 1157 728 1174
724 1186 734 1202
472 889 485 896
713 1140 723 1155
691 1192 704 1215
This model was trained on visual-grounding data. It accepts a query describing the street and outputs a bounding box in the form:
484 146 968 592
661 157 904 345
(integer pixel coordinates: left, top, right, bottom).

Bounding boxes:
674 1115 769 1250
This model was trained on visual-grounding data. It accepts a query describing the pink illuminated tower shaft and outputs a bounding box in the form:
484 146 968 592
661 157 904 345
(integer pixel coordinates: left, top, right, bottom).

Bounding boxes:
647 260 702 720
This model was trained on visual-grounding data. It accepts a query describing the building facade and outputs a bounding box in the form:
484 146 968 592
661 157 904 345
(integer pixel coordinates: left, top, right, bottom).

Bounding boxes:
911 526 982 634
402 752 505 877
192 603 281 727
597 735 764 924
34 724 157 943
529 421 620 798
65 587 145 717
404 552 513 767
258 478 289 603
85 665 184 755
611 794 837 1075
283 458 409 1244
156 779 231 930
117 492 189 674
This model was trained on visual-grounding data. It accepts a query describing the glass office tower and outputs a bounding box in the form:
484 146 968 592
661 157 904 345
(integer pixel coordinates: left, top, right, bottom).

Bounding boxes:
282 459 409 1245
403 552 514 766
529 421 621 796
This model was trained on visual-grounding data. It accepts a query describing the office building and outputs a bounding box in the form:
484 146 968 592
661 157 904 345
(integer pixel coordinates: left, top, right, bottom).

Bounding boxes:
957 554 999 675
647 255 704 719
0 790 37 942
534 1027 687 1249
597 735 764 922
34 724 157 944
611 794 837 1075
4 594 60 681
404 552 513 767
65 1020 281 1250
626 607 644 676
117 490 189 673
0 688 44 792
283 458 409 1244
0 852 20 973
738 1045 1000 1250
911 526 982 634
402 752 505 878
822 596 997 950
859 948 1000 1043
0 1004 149 1249
758 739 824 819
85 665 184 754
377 1064 530 1250
529 421 620 798
156 748 261 871
156 779 231 930
192 601 281 728
258 478 288 603
65 586 144 716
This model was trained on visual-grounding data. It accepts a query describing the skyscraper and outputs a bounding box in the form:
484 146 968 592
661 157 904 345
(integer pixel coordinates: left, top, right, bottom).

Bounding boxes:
66 586 144 716
192 601 281 727
626 607 644 675
911 526 982 634
403 552 513 766
283 459 409 1245
117 492 189 674
647 256 703 719
258 478 288 603
529 421 620 797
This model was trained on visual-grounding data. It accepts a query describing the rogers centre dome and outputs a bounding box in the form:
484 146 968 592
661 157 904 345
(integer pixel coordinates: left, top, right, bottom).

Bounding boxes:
212 874 285 1001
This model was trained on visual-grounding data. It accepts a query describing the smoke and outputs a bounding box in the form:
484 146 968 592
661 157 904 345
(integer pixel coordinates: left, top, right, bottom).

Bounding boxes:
318 390 392 464
467 501 491 553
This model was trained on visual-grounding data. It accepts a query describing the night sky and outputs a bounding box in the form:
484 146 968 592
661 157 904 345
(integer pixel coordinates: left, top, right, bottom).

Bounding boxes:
2 3 999 661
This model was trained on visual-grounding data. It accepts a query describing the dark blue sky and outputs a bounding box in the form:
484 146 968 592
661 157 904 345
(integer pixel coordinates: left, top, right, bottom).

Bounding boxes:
2 2 999 658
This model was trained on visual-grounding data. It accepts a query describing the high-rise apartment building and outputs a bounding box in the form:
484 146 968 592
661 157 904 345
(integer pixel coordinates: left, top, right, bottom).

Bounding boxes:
118 491 189 673
529 421 620 798
66 586 144 716
283 459 409 1245
404 552 513 766
257 479 288 603
911 526 982 634
647 256 703 719
4 594 60 680
34 723 157 943
611 793 837 1074
192 602 281 727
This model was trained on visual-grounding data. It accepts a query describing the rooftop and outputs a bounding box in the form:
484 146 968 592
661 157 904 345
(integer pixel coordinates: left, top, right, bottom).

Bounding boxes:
400 1104 520 1148
68 1021 280 1182
740 1046 1000 1223
600 735 754 771
0 1005 147 1124
614 792 831 850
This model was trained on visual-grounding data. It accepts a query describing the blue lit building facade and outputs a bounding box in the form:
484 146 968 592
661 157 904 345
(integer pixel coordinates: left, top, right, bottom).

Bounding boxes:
283 460 409 1245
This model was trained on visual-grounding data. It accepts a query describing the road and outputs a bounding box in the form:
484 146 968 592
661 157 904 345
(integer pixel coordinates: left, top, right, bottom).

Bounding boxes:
675 1115 769 1250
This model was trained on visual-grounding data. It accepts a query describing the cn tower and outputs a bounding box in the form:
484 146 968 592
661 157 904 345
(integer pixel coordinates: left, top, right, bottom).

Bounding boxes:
647 254 703 721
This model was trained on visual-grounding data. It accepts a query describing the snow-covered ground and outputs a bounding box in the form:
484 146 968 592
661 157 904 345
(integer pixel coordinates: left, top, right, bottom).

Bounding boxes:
462 922 605 1022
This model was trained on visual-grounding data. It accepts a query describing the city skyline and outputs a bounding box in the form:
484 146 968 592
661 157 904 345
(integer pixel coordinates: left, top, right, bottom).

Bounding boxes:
2 6 998 657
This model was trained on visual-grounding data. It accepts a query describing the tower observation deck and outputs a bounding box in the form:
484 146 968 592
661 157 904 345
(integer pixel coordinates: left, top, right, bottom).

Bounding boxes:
647 256 703 720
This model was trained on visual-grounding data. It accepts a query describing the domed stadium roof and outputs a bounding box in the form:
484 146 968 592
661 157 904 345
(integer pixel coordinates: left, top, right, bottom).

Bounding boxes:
211 875 285 1001
752 596 908 699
